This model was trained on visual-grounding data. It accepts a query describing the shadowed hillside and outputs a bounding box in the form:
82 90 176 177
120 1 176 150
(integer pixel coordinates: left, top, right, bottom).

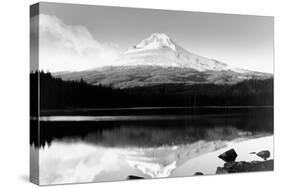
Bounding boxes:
54 66 272 88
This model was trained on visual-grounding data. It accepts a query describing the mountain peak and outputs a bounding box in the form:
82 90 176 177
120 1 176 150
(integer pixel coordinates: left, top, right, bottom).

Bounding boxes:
119 33 250 73
126 33 176 54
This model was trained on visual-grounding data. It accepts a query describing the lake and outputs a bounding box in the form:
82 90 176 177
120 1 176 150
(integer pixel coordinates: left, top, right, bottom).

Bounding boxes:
30 107 273 185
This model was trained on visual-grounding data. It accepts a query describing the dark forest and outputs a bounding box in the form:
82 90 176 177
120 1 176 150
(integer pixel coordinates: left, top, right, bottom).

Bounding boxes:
30 71 273 115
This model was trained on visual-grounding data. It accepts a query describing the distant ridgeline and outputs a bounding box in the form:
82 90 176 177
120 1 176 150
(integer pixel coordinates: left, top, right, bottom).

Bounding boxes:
30 71 273 112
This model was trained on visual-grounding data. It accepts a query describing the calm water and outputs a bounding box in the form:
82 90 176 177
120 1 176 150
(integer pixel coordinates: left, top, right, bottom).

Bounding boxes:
31 107 273 185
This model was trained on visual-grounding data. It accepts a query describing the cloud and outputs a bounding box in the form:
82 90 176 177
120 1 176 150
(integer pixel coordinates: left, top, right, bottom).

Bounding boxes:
39 142 122 184
34 14 119 72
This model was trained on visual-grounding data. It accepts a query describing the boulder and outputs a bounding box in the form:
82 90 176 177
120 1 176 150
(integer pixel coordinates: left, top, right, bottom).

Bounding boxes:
216 160 273 174
194 172 204 175
256 150 270 160
127 175 144 180
216 167 228 174
218 149 238 162
224 161 236 169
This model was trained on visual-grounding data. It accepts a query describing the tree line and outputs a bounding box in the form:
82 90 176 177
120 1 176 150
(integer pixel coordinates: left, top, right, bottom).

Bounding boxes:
30 71 273 113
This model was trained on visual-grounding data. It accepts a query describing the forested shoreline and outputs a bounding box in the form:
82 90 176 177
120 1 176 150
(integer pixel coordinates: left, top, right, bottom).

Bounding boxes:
30 71 273 115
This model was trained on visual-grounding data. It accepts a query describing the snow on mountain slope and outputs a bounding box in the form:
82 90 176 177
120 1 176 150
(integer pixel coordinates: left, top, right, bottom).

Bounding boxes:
125 33 177 53
54 33 272 88
115 33 236 72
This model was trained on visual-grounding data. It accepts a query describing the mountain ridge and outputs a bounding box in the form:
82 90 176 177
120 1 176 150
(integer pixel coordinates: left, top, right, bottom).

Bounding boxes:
115 33 244 72
53 33 272 88
54 65 272 89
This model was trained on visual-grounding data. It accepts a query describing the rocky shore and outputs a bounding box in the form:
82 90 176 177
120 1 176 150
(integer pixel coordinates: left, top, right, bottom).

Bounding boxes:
216 160 273 174
126 137 273 180
216 149 273 174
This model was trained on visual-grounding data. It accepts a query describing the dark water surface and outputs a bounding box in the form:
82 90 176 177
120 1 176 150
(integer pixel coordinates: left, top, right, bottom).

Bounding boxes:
31 107 273 185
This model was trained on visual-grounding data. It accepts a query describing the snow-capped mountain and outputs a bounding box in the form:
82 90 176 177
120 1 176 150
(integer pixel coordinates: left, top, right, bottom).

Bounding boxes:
54 33 272 88
115 33 239 72
125 33 177 53
123 140 226 178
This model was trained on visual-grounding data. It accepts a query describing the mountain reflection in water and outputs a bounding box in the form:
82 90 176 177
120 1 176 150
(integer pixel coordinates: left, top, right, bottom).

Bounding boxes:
30 107 273 185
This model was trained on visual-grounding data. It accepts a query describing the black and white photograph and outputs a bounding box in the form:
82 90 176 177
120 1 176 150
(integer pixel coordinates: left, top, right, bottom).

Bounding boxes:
30 2 274 185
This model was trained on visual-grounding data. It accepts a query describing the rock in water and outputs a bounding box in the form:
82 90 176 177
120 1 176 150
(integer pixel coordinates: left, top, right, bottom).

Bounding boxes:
224 161 236 169
216 167 228 174
127 175 144 180
194 172 204 175
218 149 238 162
256 150 270 160
216 160 273 174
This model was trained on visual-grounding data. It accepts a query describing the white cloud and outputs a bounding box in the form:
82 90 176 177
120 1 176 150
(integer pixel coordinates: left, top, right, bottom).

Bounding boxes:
39 142 121 185
36 14 119 72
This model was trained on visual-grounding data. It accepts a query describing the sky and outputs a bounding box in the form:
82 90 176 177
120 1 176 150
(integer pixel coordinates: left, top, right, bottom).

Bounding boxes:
31 2 274 73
